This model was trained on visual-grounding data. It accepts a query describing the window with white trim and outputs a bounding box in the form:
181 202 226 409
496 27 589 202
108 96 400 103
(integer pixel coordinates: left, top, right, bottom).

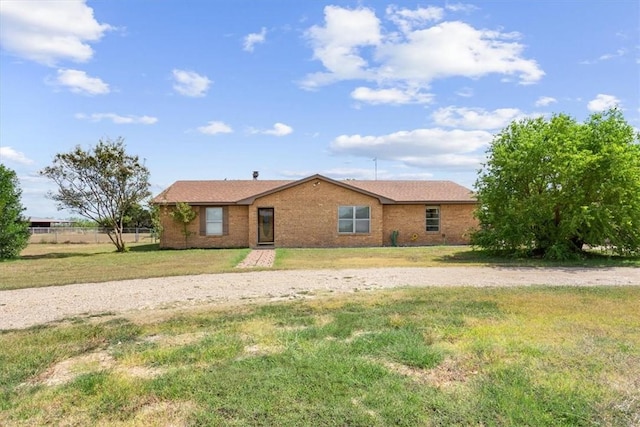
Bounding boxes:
426 206 440 232
338 206 370 233
206 207 223 235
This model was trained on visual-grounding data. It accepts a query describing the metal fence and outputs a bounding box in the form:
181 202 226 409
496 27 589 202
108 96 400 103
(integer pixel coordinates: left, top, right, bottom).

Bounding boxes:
29 227 157 244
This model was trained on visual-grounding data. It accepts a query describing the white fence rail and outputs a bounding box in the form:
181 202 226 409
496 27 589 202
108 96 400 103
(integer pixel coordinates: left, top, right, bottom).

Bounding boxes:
29 227 156 244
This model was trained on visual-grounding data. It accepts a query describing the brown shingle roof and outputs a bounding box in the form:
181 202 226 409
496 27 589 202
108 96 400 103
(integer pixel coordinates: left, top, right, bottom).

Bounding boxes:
153 180 290 204
152 175 476 205
347 180 475 203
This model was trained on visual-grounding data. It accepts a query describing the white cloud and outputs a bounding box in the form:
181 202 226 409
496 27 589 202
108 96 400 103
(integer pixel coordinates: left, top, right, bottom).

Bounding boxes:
301 6 544 97
598 48 626 61
197 121 233 135
0 0 113 66
587 94 620 112
301 6 381 89
432 106 524 130
172 69 212 97
351 86 433 105
375 21 543 85
243 27 267 52
55 69 109 95
582 48 627 64
534 96 557 107
445 3 479 13
0 146 34 165
260 123 294 136
385 5 443 34
330 128 492 169
455 87 474 98
75 113 158 124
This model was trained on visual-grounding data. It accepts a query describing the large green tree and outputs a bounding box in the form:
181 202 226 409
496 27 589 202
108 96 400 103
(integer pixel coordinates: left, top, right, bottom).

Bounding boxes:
0 165 30 260
40 138 151 252
472 108 640 259
122 203 154 229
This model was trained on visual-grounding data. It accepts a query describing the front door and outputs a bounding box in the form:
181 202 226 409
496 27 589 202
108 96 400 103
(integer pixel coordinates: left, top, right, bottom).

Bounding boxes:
257 208 274 245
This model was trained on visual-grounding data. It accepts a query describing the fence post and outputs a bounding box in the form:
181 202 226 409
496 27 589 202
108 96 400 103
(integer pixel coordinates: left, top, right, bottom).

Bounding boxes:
135 227 139 243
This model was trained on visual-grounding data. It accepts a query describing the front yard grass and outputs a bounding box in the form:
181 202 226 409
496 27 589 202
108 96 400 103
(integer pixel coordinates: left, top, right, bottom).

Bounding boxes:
1 286 638 426
275 246 640 269
0 244 250 290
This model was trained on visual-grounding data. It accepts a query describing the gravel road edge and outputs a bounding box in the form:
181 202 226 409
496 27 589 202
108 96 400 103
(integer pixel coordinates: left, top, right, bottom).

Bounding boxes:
2 266 639 330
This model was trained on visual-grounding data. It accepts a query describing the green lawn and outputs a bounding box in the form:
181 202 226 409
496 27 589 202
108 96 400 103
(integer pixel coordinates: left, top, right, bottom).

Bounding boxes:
274 246 640 269
1 286 638 426
0 244 250 290
1 243 637 291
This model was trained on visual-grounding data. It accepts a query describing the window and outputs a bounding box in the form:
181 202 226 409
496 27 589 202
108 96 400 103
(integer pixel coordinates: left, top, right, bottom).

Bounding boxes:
426 206 440 232
338 206 370 233
206 207 223 235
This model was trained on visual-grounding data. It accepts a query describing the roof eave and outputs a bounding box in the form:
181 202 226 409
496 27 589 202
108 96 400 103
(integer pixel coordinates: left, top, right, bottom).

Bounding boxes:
151 200 238 206
382 199 478 205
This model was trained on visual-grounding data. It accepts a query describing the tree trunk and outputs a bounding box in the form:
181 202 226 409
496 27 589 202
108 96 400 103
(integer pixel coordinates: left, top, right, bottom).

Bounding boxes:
107 227 126 252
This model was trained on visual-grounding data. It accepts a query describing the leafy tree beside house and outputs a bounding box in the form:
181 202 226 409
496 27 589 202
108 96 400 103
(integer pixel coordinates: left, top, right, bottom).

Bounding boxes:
0 165 30 260
170 202 197 248
472 108 640 259
40 137 151 252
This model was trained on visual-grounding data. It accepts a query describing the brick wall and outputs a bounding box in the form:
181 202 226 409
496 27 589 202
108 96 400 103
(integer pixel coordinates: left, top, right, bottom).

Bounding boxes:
159 205 249 249
248 179 384 247
383 203 478 246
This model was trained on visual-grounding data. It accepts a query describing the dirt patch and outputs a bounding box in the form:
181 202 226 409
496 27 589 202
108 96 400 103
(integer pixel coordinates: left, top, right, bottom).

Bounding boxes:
379 357 471 388
25 349 165 388
27 351 114 387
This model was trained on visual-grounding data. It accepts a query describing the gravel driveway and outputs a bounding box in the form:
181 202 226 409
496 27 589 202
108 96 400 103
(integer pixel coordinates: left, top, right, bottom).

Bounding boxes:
2 266 639 330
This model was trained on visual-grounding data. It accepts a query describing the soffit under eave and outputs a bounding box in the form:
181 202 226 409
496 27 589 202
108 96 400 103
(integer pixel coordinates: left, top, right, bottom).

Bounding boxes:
381 200 478 205
152 201 237 206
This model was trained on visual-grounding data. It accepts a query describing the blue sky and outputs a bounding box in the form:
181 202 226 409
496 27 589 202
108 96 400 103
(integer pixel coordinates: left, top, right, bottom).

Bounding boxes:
1 0 638 219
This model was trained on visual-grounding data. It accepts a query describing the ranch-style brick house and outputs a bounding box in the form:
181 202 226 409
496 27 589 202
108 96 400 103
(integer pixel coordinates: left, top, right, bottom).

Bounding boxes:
152 174 478 249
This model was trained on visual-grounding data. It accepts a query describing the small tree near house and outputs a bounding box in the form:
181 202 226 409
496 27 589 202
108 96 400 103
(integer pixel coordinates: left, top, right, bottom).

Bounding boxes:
148 203 163 242
170 202 197 248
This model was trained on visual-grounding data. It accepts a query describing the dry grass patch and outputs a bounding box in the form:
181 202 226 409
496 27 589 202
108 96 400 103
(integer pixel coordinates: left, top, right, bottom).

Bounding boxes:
237 319 285 357
377 357 470 389
142 332 208 347
103 400 198 427
25 349 166 389
274 246 475 269
26 351 114 387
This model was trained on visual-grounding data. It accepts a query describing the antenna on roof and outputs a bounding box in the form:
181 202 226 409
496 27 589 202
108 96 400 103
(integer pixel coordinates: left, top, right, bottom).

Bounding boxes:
373 158 377 180
252 171 259 180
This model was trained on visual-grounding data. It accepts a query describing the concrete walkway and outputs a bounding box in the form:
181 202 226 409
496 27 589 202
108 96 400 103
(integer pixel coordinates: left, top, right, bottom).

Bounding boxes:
235 249 276 268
